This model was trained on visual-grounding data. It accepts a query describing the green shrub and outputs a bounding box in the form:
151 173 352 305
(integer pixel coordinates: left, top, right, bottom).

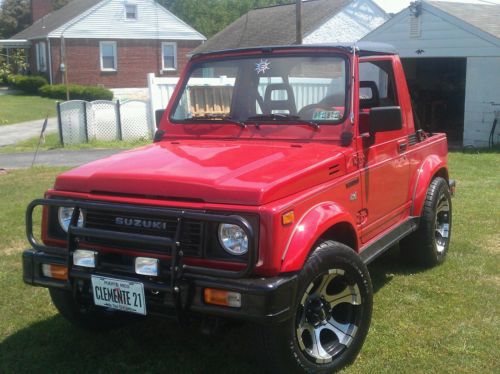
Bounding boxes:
7 74 48 93
0 68 11 85
39 84 114 101
17 76 48 93
38 84 67 99
6 74 19 86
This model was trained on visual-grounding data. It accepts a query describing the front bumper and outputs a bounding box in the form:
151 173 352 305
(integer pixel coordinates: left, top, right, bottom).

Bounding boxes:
23 249 298 324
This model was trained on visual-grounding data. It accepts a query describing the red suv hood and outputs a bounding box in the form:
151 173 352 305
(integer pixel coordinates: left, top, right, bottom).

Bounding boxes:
54 140 346 206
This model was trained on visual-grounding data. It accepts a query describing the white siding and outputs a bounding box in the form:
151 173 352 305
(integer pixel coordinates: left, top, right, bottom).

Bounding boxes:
362 3 500 58
50 0 205 40
304 0 388 43
463 57 500 147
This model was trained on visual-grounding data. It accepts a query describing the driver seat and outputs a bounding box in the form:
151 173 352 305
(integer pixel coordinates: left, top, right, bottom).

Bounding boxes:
264 83 297 115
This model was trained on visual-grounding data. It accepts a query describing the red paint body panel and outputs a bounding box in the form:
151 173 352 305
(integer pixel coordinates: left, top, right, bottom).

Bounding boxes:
408 136 449 216
356 56 412 243
42 47 450 277
280 203 359 273
54 141 346 206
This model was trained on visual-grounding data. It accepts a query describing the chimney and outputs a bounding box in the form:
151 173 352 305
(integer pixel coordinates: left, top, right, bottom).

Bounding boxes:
31 0 53 24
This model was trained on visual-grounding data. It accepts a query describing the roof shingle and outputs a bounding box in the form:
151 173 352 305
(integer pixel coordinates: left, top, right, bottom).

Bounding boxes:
428 1 500 40
12 0 103 40
193 0 352 54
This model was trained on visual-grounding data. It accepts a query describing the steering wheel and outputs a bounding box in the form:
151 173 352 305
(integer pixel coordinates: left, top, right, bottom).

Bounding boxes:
298 103 328 119
298 94 345 120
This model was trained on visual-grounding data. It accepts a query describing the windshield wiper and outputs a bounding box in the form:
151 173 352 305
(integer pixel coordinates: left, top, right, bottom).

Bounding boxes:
186 114 246 128
246 114 319 130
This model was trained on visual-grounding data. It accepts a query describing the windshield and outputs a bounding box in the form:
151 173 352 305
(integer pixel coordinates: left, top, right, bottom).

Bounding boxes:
171 55 348 125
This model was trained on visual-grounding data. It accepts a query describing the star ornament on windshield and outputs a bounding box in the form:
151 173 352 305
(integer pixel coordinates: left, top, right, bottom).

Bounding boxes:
255 59 271 74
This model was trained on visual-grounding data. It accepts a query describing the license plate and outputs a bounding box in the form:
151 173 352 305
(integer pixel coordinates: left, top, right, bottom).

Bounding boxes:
91 275 146 315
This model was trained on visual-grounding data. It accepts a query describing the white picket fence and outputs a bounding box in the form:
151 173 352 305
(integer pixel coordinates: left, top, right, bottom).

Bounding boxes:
147 73 179 123
147 73 343 120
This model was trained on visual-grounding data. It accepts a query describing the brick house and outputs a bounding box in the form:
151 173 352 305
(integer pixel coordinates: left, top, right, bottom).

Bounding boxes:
10 0 205 88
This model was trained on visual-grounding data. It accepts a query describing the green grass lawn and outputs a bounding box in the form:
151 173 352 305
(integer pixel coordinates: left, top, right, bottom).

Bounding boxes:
0 94 58 125
0 152 498 373
0 132 151 153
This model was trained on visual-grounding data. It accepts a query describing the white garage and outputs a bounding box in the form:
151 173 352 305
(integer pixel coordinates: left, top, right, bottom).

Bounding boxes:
362 0 500 147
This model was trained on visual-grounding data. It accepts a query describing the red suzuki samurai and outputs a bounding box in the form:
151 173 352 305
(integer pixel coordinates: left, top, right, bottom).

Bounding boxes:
23 43 454 373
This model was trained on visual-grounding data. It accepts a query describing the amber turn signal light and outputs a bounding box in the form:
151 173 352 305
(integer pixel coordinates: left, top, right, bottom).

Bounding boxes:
204 288 241 308
282 210 295 225
41 264 68 280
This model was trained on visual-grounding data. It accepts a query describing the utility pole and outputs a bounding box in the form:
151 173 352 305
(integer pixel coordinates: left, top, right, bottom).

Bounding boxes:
296 0 302 45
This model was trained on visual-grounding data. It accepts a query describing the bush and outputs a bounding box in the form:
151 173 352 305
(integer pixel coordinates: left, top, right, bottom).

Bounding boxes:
7 74 48 93
2 73 12 85
39 84 114 101
0 67 11 85
6 74 19 86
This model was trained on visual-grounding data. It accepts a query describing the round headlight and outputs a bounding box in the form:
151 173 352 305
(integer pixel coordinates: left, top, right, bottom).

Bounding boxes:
58 207 84 232
218 223 248 255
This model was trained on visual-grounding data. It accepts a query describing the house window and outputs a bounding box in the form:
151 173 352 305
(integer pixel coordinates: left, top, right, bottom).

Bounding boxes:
36 42 47 72
125 4 137 20
100 41 117 71
162 42 177 71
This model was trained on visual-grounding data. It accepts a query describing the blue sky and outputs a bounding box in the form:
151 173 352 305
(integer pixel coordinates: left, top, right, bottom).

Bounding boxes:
373 0 500 14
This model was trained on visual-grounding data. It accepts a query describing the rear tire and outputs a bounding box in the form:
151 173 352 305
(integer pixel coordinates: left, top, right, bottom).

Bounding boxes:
49 288 139 331
401 177 452 267
260 241 373 373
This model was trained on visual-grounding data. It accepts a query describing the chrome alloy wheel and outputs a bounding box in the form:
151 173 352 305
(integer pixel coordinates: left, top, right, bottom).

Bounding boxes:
296 269 362 364
435 192 451 254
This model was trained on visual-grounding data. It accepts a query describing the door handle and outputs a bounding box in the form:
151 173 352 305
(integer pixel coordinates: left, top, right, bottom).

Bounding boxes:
398 142 407 152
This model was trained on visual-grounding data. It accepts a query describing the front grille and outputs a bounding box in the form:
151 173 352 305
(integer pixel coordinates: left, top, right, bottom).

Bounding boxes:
83 210 204 256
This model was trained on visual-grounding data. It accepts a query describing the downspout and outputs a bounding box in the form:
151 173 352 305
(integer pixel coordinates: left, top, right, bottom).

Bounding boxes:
47 37 53 84
60 35 69 100
155 1 161 75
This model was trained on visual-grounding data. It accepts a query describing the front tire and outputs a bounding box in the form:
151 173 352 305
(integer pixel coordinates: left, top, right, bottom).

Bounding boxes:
401 177 452 267
49 288 139 331
260 241 373 373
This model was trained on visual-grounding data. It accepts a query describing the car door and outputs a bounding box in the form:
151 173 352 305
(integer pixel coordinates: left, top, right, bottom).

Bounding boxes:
357 58 411 244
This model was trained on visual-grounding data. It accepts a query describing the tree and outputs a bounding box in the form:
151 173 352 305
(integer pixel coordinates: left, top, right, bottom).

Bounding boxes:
0 0 31 39
0 49 28 80
0 0 74 39
163 0 291 38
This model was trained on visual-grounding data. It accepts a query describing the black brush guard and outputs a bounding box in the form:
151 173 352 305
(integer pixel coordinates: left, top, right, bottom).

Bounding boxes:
26 198 258 324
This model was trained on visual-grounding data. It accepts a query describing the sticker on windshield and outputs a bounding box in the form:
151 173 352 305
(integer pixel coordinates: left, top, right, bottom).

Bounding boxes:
255 59 271 74
312 110 342 121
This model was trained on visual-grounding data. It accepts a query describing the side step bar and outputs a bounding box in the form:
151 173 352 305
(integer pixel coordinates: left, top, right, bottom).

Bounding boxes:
360 217 419 265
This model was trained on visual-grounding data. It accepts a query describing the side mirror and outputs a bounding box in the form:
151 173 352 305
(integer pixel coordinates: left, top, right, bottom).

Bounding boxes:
155 109 165 129
369 106 402 133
